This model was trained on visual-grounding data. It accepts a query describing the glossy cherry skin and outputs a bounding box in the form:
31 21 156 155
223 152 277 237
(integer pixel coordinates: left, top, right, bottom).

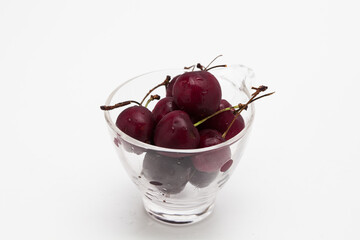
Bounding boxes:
154 110 200 149
191 129 231 173
201 99 245 140
166 75 179 97
152 97 178 124
172 71 222 118
115 106 154 144
142 152 193 194
198 129 225 147
223 116 245 140
219 99 232 110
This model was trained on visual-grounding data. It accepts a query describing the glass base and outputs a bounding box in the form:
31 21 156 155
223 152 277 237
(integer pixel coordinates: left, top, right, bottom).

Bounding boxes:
142 197 215 225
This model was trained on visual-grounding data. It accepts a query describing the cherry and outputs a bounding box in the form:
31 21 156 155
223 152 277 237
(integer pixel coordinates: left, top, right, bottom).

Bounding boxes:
154 110 200 149
142 152 193 194
223 116 245 140
219 99 232 110
166 75 179 97
115 106 154 144
172 71 222 118
201 99 245 140
191 129 231 173
189 169 218 188
198 129 225 147
152 97 178 124
221 86 274 139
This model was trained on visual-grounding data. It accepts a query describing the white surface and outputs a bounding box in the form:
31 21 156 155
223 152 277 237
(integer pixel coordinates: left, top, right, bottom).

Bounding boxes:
1 0 360 239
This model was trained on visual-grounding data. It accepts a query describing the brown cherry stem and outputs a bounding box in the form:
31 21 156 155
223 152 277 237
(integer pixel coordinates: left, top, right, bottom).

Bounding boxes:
249 92 275 104
184 65 195 71
145 94 160 108
100 100 141 111
140 75 171 105
222 85 271 139
204 54 223 70
196 63 205 71
206 64 227 71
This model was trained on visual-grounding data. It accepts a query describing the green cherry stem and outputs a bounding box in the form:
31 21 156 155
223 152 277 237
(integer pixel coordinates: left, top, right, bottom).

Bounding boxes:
193 106 235 127
145 94 160 108
193 86 274 134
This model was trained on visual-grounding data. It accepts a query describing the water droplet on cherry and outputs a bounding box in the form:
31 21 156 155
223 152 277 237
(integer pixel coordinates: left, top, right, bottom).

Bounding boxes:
116 106 154 144
154 110 200 149
152 97 178 124
173 71 222 118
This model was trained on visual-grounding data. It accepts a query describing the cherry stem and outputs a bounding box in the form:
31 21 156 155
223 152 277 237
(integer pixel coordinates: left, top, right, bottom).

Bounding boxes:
206 64 227 71
196 63 205 71
249 92 275 104
184 65 195 71
140 75 171 105
222 86 271 139
194 86 275 138
194 106 235 127
205 54 223 70
100 100 141 111
193 85 274 133
186 55 226 72
145 94 160 108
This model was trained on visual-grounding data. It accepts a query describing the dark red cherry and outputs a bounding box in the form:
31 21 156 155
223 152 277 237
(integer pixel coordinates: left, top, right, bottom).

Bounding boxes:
116 106 154 144
189 169 218 188
192 147 231 173
172 71 222 118
152 97 178 124
142 152 193 194
201 99 245 140
219 99 232 110
198 129 225 148
192 129 231 173
166 75 179 97
154 110 200 149
223 116 245 140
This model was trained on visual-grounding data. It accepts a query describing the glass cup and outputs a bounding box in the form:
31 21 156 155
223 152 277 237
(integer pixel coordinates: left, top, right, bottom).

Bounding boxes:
103 65 255 225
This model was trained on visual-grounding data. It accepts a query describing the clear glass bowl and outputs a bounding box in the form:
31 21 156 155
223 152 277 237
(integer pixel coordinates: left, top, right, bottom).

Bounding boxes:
103 65 255 225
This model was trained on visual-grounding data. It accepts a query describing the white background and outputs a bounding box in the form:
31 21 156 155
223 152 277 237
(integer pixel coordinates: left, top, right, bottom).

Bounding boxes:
1 0 360 239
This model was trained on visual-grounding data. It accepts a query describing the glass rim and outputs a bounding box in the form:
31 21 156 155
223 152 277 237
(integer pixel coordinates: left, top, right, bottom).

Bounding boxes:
103 64 255 154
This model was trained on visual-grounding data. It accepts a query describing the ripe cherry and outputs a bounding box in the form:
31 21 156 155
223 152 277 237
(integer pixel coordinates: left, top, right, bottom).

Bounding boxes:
219 99 232 110
166 75 179 97
198 129 225 147
154 110 200 149
142 152 193 194
201 99 245 140
191 129 231 173
223 116 245 140
152 97 178 124
189 169 218 188
172 71 222 118
115 106 154 144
